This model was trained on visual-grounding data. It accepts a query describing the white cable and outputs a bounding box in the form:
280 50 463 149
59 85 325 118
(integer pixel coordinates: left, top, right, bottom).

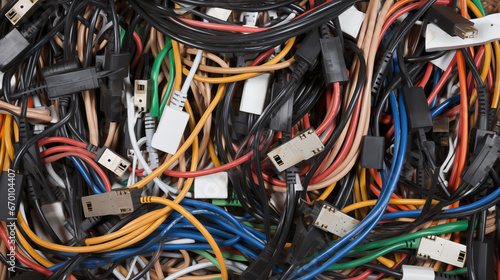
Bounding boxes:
180 50 203 95
128 137 147 186
125 256 140 280
126 92 177 195
273 13 296 27
45 162 66 188
112 268 127 280
135 256 150 280
162 262 214 280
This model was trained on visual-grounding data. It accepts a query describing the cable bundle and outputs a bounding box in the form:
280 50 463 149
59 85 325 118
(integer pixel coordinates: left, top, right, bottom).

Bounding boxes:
0 0 499 279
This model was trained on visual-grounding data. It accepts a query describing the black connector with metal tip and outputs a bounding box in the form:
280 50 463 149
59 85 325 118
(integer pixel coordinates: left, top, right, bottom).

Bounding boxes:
426 5 478 39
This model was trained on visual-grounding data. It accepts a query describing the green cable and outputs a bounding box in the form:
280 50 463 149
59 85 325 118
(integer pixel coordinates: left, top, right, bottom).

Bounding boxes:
120 27 125 47
206 250 247 261
444 267 468 275
471 0 486 16
158 47 176 118
150 38 173 117
190 250 233 276
326 240 419 271
348 220 469 254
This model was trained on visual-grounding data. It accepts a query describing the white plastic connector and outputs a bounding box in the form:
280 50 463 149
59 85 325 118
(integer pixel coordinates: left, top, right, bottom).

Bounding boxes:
5 0 40 26
81 188 140 218
267 128 325 172
338 6 365 39
426 13 500 51
239 73 271 115
96 147 131 177
134 79 150 113
401 265 435 280
240 12 259 26
313 202 360 237
206 7 232 21
417 236 466 267
152 106 190 155
194 172 228 199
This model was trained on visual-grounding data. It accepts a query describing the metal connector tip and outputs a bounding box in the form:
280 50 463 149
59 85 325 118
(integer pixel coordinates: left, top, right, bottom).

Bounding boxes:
455 24 478 39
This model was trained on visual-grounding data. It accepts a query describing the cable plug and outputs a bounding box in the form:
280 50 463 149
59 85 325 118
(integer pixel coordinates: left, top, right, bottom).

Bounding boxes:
426 5 477 39
462 134 500 188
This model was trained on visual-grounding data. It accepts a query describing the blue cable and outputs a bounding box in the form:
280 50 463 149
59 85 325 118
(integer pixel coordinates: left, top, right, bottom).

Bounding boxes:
430 70 441 109
431 94 461 119
70 157 102 194
292 92 409 279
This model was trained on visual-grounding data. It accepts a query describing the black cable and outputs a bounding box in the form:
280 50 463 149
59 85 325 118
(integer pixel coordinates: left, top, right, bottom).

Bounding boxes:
467 214 477 280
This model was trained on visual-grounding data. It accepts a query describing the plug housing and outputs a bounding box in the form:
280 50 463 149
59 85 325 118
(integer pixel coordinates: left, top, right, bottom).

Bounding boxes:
267 128 324 173
320 37 348 83
0 28 30 71
239 73 271 115
426 5 477 39
95 147 131 177
403 87 433 133
417 236 466 267
194 172 228 199
152 106 190 155
6 0 40 26
295 29 321 69
311 201 359 237
44 67 103 99
134 79 150 113
81 188 141 218
360 136 385 170
462 134 500 187
401 265 435 280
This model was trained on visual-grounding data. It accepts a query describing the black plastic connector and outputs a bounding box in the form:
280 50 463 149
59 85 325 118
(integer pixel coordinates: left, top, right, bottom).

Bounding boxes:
295 29 321 70
0 28 30 71
472 238 495 280
360 136 385 170
426 5 477 39
0 171 24 221
462 134 500 187
100 83 122 122
269 77 292 133
469 128 496 155
286 215 326 265
402 87 433 133
320 37 348 84
102 49 130 80
44 67 103 99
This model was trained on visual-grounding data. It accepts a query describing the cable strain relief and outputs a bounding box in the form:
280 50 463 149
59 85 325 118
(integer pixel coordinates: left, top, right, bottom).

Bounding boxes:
169 90 187 111
58 96 70 109
290 61 309 83
319 24 330 38
476 85 489 130
144 113 155 130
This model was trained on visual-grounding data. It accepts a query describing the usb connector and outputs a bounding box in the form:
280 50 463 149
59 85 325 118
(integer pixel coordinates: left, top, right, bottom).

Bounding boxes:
426 5 478 39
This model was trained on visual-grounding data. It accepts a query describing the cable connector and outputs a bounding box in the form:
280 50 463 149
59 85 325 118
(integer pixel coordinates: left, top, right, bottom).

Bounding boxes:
360 136 385 170
426 5 477 39
320 37 348 83
416 236 466 267
286 212 327 265
81 188 141 218
239 73 271 115
295 28 321 70
152 105 190 155
95 147 131 177
134 79 150 113
462 134 500 187
472 238 495 280
0 28 30 71
304 200 360 237
403 87 433 133
6 0 41 26
267 128 325 173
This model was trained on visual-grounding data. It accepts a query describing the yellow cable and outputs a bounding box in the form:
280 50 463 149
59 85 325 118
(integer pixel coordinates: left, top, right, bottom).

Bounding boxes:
317 182 336 201
184 37 296 84
492 41 500 109
359 167 369 204
342 199 439 214
377 256 395 268
208 138 221 167
466 0 492 107
4 115 14 161
141 196 228 280
172 40 183 91
355 166 368 218
16 228 54 267
353 176 363 220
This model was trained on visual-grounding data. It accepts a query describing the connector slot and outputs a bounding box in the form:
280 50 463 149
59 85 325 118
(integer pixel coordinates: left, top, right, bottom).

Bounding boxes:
134 79 150 113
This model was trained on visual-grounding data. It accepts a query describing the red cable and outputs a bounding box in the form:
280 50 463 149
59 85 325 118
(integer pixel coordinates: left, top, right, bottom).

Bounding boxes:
180 18 269 33
346 268 374 280
40 146 96 159
42 152 112 192
416 62 434 88
316 83 341 134
369 183 409 212
0 224 52 276
38 137 87 148
303 114 311 128
131 31 143 70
